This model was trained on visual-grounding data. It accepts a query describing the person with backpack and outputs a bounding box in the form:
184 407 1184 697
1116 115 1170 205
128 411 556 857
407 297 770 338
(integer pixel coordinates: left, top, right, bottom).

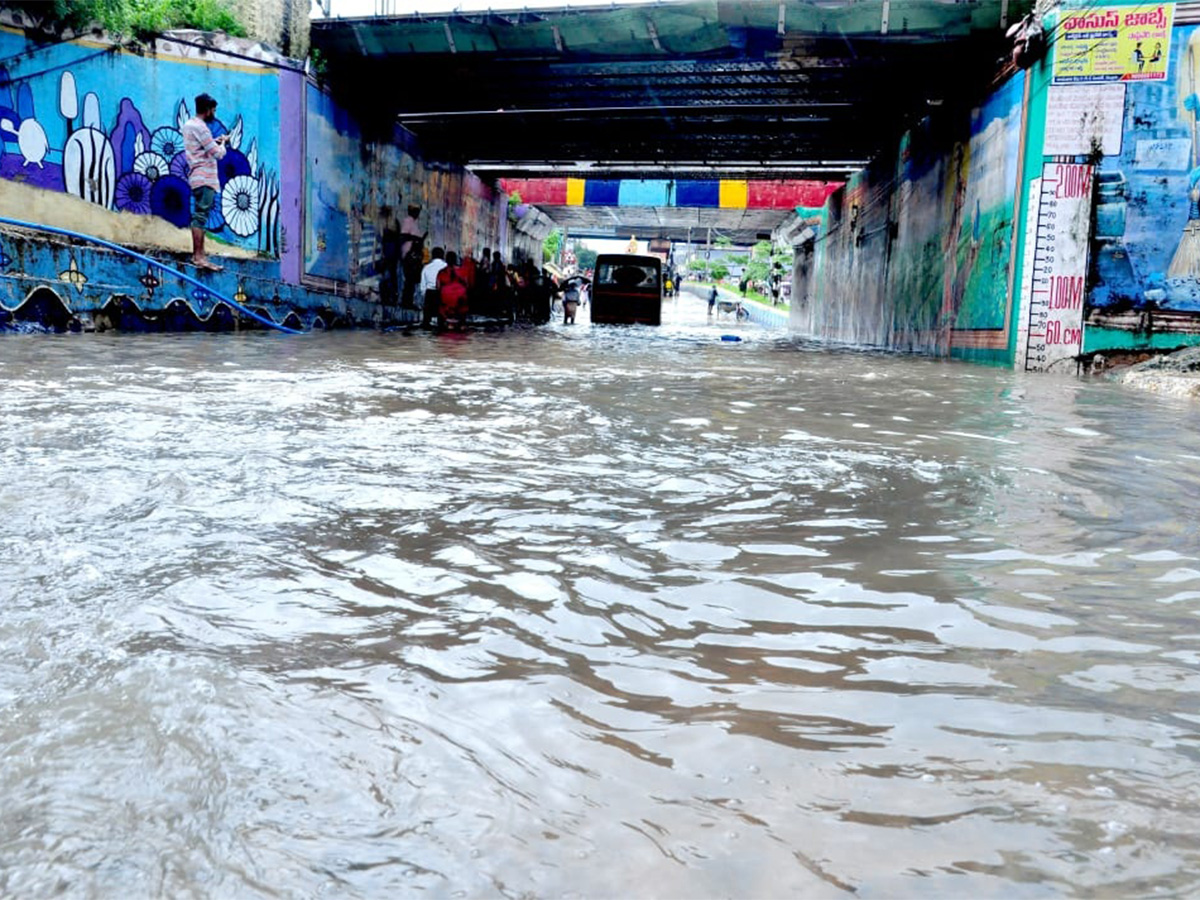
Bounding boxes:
436 251 470 330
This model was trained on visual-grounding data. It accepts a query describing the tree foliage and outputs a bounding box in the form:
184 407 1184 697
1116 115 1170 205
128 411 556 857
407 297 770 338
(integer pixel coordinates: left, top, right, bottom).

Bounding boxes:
13 0 246 40
572 242 597 270
543 229 563 263
745 240 790 283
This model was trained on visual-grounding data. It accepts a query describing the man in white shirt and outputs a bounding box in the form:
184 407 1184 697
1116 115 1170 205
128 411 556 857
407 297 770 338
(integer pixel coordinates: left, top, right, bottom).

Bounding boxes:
419 246 447 328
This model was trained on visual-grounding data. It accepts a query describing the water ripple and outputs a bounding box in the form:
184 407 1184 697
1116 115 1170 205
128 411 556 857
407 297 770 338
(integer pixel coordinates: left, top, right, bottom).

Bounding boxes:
2 308 1200 896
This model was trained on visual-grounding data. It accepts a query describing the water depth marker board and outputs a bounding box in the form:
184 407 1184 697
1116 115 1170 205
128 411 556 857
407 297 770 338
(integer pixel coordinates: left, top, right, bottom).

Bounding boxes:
1016 162 1094 372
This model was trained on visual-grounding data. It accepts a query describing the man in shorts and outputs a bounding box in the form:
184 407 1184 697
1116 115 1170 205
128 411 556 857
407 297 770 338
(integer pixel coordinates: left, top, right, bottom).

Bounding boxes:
182 92 227 271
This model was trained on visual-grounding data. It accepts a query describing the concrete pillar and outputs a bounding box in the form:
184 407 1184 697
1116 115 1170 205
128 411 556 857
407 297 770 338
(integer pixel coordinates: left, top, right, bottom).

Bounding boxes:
790 241 813 333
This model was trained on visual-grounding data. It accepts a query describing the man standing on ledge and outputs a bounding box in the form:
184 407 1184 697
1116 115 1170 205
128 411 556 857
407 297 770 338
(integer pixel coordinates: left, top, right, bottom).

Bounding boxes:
182 92 227 271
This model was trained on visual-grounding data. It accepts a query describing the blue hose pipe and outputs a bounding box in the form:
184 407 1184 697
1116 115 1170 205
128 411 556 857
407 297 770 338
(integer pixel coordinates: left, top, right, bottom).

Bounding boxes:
0 215 303 334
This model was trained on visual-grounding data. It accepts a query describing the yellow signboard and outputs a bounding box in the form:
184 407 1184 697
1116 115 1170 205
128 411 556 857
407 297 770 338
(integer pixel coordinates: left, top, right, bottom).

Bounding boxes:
1053 4 1174 83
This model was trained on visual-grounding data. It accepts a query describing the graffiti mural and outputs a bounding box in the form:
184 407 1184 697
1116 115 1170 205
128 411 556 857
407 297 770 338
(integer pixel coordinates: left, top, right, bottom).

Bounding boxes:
951 72 1026 332
304 81 505 288
796 71 1025 358
0 29 281 256
1090 22 1200 313
882 71 1026 351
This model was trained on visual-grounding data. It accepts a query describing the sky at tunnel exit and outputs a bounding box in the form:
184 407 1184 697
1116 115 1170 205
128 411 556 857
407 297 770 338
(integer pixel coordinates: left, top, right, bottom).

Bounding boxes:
313 0 657 17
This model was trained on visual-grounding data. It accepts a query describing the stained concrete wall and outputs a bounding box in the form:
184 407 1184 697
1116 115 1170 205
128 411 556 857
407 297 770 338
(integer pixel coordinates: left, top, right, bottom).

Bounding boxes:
227 0 309 58
303 79 509 292
791 71 1028 365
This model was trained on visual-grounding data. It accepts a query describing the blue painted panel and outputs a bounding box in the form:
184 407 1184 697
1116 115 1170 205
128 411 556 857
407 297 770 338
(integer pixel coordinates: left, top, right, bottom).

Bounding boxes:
0 31 282 256
617 180 670 206
1093 23 1200 312
0 227 409 331
674 180 720 207
583 180 620 205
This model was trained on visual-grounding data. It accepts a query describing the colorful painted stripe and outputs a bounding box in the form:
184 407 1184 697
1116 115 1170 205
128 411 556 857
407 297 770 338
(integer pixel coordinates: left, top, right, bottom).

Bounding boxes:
500 178 842 209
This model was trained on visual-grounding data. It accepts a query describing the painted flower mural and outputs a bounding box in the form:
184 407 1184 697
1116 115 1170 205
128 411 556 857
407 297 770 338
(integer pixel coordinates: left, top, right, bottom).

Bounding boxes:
149 174 191 228
218 149 251 188
222 174 260 237
150 126 182 160
133 151 168 181
114 171 152 214
0 61 278 254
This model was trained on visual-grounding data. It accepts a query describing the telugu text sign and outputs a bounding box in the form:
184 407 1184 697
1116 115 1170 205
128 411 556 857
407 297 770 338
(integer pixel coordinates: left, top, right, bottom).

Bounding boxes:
1044 84 1126 156
1053 4 1174 84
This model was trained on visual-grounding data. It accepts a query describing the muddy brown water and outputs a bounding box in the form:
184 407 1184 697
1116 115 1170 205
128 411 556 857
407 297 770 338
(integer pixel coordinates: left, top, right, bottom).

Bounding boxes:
2 296 1199 898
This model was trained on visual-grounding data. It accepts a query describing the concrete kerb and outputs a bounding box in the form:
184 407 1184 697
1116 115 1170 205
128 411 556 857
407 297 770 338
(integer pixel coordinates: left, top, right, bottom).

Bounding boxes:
681 281 787 329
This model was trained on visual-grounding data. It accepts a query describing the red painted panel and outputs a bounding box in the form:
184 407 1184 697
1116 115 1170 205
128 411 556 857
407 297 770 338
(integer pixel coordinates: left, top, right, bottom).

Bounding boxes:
746 180 843 209
498 178 568 204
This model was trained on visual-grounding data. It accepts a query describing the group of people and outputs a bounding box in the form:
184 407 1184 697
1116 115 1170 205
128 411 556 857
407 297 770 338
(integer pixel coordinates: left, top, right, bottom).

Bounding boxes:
179 91 583 330
407 244 580 330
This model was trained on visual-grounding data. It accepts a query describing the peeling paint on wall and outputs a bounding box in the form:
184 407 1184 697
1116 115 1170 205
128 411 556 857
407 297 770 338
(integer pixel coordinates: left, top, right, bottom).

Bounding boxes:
303 81 506 289
793 71 1025 361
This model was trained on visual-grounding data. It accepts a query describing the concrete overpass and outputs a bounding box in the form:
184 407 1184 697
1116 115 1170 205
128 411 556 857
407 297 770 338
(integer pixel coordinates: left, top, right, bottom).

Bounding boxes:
311 0 1030 244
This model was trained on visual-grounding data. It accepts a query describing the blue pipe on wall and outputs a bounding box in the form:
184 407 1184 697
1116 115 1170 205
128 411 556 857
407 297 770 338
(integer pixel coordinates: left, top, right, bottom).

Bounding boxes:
0 215 304 334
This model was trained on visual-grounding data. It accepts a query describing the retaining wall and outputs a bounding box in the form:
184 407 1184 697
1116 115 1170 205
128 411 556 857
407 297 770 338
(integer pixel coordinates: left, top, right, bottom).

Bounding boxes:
791 71 1027 365
793 2 1200 370
0 17 517 328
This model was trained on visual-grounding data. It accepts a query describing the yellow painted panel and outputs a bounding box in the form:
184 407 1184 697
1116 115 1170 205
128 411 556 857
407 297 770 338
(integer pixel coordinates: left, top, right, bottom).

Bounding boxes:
719 180 748 208
566 178 586 206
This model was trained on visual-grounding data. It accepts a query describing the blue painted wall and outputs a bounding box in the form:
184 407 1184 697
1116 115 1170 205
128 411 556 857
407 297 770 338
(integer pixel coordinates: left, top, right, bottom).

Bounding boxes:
0 27 283 256
1092 23 1200 312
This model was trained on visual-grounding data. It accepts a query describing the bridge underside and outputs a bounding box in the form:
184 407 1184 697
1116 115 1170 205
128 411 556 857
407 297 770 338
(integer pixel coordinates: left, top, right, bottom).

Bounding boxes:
312 0 1027 242
500 176 838 243
530 204 790 244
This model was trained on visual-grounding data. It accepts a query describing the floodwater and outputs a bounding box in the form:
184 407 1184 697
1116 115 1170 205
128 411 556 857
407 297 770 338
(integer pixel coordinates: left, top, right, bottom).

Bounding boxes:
2 293 1200 899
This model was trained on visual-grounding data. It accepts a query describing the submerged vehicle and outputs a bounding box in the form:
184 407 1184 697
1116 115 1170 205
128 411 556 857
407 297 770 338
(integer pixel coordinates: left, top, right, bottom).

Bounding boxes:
590 254 662 325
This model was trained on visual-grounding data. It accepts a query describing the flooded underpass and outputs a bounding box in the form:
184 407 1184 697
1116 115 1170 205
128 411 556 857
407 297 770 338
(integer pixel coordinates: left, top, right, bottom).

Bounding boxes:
3 293 1200 898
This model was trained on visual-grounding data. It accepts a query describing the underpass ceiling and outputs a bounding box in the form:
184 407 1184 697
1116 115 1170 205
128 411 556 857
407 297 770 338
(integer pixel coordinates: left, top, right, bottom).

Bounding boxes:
312 0 1028 240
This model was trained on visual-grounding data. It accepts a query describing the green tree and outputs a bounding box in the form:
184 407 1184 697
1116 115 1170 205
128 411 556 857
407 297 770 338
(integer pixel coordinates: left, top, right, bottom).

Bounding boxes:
710 263 729 281
745 240 782 283
543 229 563 263
15 0 246 40
572 242 597 270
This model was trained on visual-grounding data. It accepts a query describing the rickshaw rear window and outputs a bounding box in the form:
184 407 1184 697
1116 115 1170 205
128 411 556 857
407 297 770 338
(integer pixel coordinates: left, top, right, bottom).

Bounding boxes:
596 262 660 289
